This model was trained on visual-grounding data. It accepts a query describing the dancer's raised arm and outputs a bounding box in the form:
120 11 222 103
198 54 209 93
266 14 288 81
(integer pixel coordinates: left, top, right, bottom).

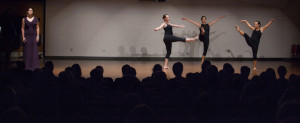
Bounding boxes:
260 19 275 33
241 20 255 30
154 23 166 31
182 17 201 28
208 16 225 26
169 23 185 28
155 14 195 69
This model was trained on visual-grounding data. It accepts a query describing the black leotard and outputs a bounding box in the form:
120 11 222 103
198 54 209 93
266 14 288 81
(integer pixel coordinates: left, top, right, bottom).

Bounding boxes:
199 24 210 56
163 24 186 59
243 29 262 60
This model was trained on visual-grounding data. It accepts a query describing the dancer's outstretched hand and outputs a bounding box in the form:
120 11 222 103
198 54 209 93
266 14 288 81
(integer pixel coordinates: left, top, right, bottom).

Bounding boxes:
201 27 205 32
270 19 275 22
235 25 240 31
182 17 187 20
241 20 247 23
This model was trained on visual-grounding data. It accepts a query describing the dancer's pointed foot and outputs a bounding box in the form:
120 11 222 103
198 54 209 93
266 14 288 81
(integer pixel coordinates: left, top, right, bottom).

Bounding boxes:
192 38 196 42
186 38 196 42
193 36 198 40
253 67 257 70
164 66 169 69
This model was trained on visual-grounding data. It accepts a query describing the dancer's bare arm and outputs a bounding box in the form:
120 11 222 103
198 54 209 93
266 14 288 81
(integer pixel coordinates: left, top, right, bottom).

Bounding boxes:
182 17 201 28
154 23 166 31
260 19 275 33
208 16 225 26
241 20 255 30
169 23 184 28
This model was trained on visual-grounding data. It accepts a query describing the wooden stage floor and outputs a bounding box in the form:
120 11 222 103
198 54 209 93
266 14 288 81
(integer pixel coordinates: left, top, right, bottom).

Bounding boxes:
43 59 300 80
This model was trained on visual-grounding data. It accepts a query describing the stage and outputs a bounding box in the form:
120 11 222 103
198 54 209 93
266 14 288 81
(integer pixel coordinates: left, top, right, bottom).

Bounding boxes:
41 59 300 80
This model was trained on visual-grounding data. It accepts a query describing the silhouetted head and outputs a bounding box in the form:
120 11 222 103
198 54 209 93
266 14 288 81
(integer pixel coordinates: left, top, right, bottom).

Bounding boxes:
44 61 54 72
152 71 167 82
266 68 276 80
152 64 162 73
122 64 131 76
201 60 211 72
32 68 42 77
72 64 82 78
90 68 103 79
278 66 287 78
173 62 183 77
206 65 218 78
128 67 137 77
223 63 234 75
64 67 74 80
95 65 104 74
58 71 68 84
241 66 250 78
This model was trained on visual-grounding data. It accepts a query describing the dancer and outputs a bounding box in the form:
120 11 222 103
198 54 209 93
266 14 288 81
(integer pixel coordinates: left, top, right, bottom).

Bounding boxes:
21 7 40 71
182 16 224 64
154 14 195 69
235 19 275 70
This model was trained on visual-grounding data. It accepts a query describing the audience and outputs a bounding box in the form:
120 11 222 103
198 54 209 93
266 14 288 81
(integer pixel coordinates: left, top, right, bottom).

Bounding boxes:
0 60 299 123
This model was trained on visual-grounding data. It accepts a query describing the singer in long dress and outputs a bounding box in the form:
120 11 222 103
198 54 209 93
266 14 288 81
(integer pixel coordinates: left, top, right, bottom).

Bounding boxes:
21 7 40 71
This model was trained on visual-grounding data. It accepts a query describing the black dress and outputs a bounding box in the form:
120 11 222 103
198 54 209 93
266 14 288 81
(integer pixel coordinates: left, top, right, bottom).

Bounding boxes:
23 17 39 70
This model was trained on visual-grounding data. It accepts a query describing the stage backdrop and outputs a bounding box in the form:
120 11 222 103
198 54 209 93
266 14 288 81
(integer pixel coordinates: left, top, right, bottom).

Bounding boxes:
45 0 300 58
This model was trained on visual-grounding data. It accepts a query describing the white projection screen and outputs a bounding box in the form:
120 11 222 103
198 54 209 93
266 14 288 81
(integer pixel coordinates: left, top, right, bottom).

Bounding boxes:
45 0 300 58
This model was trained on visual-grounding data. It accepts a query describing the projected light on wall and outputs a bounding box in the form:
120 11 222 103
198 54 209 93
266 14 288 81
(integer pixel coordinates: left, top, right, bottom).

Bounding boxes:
45 0 298 58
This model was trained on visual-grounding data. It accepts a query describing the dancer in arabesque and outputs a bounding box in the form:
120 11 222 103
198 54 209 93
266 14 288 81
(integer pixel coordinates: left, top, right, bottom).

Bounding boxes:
154 14 195 69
